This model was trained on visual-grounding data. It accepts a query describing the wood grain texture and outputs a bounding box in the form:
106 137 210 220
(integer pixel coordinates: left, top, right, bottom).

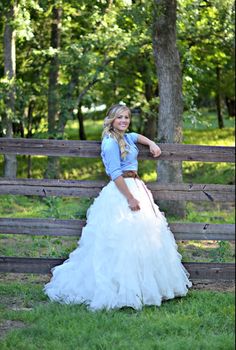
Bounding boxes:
0 218 234 240
0 257 234 280
0 138 234 162
0 178 234 202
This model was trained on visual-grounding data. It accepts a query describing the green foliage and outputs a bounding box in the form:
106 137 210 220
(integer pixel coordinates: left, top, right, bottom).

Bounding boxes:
41 197 61 218
210 241 233 263
178 0 235 116
0 0 234 137
183 202 235 225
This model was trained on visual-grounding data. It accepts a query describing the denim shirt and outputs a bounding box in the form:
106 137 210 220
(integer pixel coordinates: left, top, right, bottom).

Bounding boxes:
101 132 139 181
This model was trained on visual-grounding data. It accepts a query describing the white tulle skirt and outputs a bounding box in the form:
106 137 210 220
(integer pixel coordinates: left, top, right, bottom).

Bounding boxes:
44 178 192 310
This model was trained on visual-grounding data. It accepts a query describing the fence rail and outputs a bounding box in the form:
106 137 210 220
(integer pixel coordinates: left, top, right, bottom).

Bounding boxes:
0 179 234 202
0 218 234 241
0 138 235 280
0 257 234 280
0 138 235 162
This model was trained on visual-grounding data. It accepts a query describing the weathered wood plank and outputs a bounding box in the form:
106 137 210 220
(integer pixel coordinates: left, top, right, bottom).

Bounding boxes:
0 178 234 202
0 218 235 240
0 179 106 198
0 257 64 274
0 257 234 280
183 262 235 280
0 138 234 162
0 218 85 236
149 183 235 202
170 223 235 241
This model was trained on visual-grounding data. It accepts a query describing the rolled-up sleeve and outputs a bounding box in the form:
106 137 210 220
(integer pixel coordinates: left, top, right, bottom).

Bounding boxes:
102 138 123 181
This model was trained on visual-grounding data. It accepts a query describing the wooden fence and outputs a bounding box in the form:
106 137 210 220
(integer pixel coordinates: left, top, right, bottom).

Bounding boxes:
0 138 235 280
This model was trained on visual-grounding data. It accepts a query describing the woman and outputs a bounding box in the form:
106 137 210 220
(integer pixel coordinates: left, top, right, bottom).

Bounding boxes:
44 104 192 310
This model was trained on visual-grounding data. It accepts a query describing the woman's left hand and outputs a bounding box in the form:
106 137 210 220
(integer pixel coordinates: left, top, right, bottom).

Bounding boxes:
149 142 162 158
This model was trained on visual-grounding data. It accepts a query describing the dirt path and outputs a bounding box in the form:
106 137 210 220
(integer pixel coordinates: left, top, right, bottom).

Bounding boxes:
0 320 26 339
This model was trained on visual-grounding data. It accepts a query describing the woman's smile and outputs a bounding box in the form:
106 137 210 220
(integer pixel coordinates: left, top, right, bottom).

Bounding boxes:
112 112 130 132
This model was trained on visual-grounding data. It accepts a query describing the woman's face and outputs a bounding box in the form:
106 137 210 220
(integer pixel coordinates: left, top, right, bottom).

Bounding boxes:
112 109 131 133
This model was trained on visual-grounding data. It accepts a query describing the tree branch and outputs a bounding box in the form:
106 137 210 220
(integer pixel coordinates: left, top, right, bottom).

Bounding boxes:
75 56 115 106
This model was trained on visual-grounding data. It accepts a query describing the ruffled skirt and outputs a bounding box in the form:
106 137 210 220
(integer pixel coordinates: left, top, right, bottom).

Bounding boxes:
44 178 192 310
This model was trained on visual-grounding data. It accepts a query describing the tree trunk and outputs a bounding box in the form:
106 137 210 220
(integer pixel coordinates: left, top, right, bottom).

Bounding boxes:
143 114 156 140
3 2 17 178
143 82 158 140
58 73 79 138
216 66 224 129
153 0 185 217
77 105 87 140
45 6 62 179
26 100 35 178
225 97 235 117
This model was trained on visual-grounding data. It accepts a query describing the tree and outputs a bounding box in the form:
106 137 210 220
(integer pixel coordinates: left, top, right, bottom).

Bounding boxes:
45 4 62 179
153 0 185 217
178 0 235 125
0 0 44 177
2 2 17 178
53 0 135 140
96 1 159 138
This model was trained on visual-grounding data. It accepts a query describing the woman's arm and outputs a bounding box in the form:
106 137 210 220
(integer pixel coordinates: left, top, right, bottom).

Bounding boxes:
114 176 140 211
137 134 161 158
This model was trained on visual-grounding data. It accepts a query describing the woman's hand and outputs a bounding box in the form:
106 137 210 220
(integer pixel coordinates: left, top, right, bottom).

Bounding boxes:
149 142 162 158
136 135 161 158
127 197 140 211
114 177 140 211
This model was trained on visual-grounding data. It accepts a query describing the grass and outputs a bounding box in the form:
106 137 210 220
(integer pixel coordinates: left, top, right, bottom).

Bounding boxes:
0 280 235 349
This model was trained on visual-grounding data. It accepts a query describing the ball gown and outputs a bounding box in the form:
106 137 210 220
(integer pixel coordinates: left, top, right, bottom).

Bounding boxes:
44 176 192 311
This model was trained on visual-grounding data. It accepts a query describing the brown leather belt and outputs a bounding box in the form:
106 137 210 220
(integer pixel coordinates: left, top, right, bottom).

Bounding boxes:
122 170 139 179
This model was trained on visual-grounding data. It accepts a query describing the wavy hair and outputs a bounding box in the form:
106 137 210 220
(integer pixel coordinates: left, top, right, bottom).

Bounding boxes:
102 104 131 159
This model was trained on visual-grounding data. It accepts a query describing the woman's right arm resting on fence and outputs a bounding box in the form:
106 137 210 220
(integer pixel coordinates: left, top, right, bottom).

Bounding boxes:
137 134 162 157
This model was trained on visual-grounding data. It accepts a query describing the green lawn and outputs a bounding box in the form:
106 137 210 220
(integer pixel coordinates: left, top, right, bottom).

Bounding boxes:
0 280 234 350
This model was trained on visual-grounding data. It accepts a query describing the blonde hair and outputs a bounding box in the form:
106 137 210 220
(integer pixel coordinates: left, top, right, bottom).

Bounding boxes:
102 104 131 159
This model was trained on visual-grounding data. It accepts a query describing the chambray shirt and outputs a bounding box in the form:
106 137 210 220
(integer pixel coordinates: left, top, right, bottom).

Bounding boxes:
101 133 139 181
